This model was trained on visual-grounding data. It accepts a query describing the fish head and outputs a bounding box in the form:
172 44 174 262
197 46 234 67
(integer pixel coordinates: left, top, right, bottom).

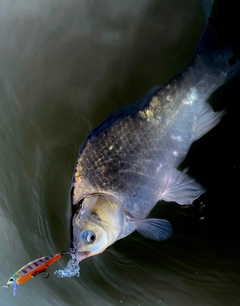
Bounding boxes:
72 194 125 262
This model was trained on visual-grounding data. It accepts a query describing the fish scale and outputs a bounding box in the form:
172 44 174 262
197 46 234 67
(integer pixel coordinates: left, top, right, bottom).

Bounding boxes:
72 63 214 217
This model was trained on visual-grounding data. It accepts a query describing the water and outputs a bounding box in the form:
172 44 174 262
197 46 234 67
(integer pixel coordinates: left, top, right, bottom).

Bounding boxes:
0 0 239 305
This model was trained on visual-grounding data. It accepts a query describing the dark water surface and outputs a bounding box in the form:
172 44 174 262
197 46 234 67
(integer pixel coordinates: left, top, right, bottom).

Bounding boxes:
0 0 239 305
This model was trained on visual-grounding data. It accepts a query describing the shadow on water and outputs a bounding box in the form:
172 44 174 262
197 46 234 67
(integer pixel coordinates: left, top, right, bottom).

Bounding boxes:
87 0 205 127
0 0 240 305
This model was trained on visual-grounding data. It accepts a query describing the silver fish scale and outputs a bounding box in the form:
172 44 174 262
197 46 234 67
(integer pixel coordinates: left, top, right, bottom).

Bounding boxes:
72 59 225 218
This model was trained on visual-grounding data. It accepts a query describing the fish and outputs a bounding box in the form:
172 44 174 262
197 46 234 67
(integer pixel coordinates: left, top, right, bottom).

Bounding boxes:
70 2 240 263
1 252 68 296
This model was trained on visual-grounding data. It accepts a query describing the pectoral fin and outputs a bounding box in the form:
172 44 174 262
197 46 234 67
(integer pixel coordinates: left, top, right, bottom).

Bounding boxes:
161 168 206 204
131 218 173 241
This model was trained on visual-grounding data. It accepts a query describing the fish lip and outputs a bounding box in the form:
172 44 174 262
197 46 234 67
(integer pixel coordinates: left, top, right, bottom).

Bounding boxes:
62 248 89 262
71 251 90 262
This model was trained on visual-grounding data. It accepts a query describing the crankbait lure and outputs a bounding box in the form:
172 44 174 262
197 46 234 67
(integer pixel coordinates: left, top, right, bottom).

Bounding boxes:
1 252 69 296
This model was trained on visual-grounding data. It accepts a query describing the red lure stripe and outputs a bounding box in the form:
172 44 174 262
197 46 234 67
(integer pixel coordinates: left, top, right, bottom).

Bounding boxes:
16 253 62 285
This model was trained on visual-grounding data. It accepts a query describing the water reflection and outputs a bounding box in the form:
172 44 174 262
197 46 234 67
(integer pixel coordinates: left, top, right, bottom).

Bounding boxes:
0 0 239 305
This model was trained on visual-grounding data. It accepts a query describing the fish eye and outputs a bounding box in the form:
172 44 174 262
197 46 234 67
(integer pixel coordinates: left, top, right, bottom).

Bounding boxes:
82 230 96 244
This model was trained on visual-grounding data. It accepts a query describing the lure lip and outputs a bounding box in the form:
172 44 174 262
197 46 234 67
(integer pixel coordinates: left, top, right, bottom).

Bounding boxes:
2 275 16 288
1 279 19 296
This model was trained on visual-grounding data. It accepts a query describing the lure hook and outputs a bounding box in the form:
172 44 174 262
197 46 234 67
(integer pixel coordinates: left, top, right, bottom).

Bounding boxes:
32 269 49 279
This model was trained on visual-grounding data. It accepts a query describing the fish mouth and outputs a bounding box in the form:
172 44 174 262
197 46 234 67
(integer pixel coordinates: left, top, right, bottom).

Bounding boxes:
62 249 90 262
71 251 90 262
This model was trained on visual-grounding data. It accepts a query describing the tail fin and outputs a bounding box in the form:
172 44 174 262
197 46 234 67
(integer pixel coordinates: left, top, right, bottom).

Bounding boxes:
194 0 240 83
201 0 214 20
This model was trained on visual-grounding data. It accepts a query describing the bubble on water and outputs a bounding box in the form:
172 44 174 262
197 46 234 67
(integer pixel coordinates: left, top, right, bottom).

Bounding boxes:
54 259 80 278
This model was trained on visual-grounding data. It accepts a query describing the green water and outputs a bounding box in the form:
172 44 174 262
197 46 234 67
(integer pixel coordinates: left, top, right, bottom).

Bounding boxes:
1 0 239 305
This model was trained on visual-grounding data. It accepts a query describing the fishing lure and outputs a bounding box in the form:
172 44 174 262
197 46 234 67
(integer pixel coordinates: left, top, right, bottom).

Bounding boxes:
2 252 69 296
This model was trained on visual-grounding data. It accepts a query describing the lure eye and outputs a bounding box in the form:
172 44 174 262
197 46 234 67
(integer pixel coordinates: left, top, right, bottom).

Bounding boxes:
82 230 96 244
6 277 14 285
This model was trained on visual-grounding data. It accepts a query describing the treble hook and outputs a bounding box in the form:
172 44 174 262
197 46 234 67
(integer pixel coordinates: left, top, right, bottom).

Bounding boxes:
32 269 49 279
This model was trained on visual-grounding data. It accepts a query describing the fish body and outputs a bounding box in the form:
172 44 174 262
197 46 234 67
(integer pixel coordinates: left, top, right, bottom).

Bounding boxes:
2 253 62 296
70 5 240 262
